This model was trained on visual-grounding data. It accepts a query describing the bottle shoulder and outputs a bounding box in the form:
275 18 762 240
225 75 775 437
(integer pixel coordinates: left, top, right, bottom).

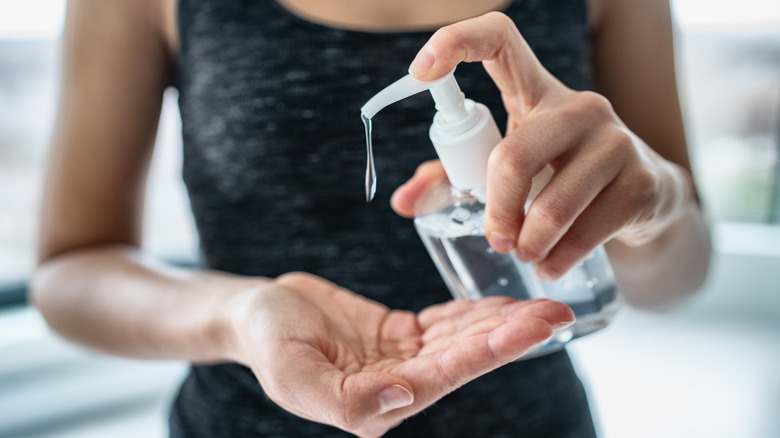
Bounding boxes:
414 179 486 238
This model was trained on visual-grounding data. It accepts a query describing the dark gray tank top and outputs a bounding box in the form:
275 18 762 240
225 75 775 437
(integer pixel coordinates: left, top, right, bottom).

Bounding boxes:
171 1 596 436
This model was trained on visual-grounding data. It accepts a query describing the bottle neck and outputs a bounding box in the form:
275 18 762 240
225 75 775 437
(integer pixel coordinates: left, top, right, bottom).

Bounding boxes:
450 184 487 205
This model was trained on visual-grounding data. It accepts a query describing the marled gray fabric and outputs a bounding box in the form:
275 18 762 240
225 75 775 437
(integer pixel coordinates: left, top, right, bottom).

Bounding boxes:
171 0 596 436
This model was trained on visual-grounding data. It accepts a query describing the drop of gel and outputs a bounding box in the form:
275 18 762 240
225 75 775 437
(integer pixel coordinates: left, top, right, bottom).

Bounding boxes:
450 206 471 224
362 113 377 202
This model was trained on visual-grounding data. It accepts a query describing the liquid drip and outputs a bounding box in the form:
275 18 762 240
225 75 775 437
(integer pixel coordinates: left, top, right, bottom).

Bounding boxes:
362 113 377 203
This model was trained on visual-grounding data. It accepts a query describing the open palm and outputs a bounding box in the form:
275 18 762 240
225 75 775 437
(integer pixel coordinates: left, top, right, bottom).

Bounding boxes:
234 273 573 438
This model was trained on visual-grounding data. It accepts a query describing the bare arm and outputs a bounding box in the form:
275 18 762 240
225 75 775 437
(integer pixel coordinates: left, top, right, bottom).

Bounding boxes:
33 246 258 361
32 0 252 362
590 0 711 308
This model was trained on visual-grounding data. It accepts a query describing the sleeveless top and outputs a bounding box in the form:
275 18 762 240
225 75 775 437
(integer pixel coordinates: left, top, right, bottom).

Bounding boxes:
171 0 596 436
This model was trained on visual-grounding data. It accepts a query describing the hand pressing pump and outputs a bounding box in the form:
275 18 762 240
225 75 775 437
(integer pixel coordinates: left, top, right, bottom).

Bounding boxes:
362 70 619 357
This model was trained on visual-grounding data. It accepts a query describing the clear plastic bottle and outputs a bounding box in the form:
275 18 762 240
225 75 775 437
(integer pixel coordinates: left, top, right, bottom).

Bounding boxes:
361 70 619 357
414 179 618 357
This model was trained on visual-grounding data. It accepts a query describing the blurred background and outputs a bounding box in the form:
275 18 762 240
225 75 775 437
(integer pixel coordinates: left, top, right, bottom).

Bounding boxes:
0 0 778 437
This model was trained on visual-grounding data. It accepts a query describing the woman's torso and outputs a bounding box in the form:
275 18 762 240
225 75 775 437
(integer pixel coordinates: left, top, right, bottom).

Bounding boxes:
171 0 595 436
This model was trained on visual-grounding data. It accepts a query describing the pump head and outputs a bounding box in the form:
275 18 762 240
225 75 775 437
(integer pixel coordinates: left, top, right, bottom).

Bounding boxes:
361 70 502 191
361 70 469 123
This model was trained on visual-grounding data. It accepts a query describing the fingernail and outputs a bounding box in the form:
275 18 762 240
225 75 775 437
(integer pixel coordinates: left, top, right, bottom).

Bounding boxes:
553 319 576 330
532 332 556 349
489 232 515 254
409 46 435 76
378 385 413 414
534 264 555 282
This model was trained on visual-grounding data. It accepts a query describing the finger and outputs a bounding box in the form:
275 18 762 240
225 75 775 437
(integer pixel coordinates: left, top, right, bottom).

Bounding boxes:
503 299 575 328
381 301 572 428
483 105 587 253
454 314 510 342
390 159 447 218
514 131 625 262
434 300 575 374
408 13 554 100
417 300 572 380
419 313 504 356
420 299 551 351
421 304 506 343
484 92 623 255
410 316 554 398
379 311 424 360
341 372 415 420
418 300 472 330
417 296 515 330
535 168 651 280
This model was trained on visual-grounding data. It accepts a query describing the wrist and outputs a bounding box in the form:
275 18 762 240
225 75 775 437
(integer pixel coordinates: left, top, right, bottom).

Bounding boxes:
205 275 271 365
615 162 693 247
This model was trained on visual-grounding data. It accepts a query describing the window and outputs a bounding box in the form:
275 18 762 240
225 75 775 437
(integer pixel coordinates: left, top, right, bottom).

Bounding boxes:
674 0 780 222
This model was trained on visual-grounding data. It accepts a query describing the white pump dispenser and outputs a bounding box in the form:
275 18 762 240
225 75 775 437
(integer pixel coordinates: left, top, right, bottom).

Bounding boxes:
361 70 501 192
362 70 618 358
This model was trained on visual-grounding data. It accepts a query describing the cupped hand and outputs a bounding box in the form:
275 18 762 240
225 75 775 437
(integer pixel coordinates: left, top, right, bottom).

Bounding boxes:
231 272 574 438
391 12 690 280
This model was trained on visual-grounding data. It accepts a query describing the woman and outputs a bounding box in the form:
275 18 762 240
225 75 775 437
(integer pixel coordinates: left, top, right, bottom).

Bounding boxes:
32 0 711 436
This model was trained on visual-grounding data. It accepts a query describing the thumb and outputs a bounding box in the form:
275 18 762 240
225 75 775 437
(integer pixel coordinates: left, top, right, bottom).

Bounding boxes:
337 372 414 428
390 160 447 218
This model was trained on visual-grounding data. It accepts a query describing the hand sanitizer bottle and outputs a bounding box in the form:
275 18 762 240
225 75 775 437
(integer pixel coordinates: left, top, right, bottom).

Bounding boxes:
361 70 619 357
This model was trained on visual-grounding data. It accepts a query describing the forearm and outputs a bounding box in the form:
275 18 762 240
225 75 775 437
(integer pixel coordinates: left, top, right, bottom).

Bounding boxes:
31 245 263 363
606 199 711 310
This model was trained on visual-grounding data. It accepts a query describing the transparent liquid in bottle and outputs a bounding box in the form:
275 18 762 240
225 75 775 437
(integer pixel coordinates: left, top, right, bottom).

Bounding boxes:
414 180 619 358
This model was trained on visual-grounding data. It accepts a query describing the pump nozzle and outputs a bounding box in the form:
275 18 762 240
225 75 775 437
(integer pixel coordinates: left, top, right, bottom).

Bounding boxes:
361 69 502 192
361 70 468 123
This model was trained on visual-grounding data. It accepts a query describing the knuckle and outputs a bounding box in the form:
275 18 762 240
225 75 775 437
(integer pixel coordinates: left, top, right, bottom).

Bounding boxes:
488 140 531 179
558 232 595 261
274 271 312 288
528 198 573 231
575 90 614 118
617 159 659 207
598 126 633 164
484 11 515 31
432 24 466 50
611 127 634 151
485 206 520 233
487 146 515 177
516 242 545 262
629 171 659 206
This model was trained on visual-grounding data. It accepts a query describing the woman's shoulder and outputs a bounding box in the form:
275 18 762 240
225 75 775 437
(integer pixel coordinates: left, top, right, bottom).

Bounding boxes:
65 0 178 62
